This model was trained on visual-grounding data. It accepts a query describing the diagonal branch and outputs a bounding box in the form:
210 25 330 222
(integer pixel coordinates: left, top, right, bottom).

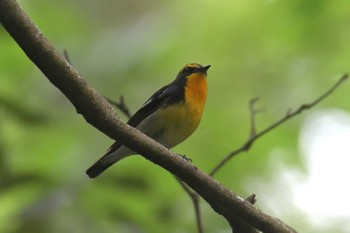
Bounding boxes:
105 95 132 118
0 0 298 232
210 74 349 176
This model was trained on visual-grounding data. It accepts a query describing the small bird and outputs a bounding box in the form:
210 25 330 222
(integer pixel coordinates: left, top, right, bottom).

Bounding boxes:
86 63 210 178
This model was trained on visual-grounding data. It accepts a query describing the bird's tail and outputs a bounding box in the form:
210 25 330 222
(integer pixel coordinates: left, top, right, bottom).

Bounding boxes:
86 159 116 179
86 145 132 178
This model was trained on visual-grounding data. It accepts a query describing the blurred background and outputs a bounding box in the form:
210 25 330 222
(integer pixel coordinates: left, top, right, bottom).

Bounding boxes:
1 0 350 232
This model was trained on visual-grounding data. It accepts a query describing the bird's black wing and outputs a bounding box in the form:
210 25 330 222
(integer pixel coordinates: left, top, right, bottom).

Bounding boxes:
127 82 183 127
102 82 183 154
86 82 183 178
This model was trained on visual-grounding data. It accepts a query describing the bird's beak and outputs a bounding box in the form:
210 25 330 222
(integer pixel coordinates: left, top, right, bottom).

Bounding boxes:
198 65 211 75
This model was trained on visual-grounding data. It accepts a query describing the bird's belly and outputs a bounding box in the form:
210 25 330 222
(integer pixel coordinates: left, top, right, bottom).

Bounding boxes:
136 103 202 148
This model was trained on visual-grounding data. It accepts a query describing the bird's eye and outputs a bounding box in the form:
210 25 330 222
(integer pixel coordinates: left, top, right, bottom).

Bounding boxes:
183 67 192 73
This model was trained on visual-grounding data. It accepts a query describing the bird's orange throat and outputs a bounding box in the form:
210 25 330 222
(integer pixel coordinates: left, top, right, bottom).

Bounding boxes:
184 73 207 123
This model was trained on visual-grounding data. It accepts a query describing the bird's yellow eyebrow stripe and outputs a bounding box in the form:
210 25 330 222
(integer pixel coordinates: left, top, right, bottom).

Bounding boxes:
179 63 202 73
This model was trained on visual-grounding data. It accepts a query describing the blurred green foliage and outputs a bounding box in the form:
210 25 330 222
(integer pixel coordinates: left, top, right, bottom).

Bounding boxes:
1 0 350 232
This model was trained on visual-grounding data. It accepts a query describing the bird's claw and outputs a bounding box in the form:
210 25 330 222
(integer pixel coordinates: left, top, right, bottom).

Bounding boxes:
179 154 192 163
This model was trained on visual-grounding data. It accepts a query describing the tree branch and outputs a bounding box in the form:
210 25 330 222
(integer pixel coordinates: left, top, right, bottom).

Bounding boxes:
62 49 132 119
176 178 204 233
192 74 348 231
0 0 297 232
230 194 260 233
105 95 132 118
210 74 348 176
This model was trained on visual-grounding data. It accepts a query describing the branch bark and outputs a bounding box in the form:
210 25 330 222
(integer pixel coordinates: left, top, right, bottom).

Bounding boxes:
0 0 297 232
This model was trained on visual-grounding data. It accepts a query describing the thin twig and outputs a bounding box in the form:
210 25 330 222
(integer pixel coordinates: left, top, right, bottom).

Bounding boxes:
106 95 132 118
176 178 204 233
210 74 349 176
249 97 259 139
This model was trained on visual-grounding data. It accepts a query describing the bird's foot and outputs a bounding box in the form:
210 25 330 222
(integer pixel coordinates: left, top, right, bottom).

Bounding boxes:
179 154 192 163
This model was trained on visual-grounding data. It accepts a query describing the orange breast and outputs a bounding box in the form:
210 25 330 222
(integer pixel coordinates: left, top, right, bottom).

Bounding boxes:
184 72 208 128
148 73 207 148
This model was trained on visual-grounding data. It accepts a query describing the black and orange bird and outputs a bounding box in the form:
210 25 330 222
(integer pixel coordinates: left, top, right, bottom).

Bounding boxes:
86 63 210 178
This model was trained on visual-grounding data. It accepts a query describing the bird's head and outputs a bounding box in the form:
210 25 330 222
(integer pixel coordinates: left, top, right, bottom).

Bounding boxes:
177 63 211 81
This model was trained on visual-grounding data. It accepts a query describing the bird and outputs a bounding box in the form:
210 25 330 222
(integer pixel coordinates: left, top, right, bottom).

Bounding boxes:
86 63 210 178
